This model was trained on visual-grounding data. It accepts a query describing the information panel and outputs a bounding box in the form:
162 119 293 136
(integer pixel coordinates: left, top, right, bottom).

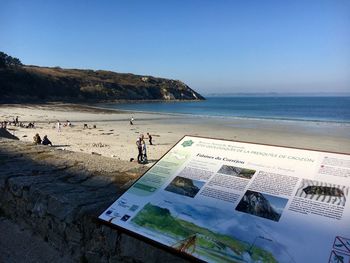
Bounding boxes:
99 136 350 263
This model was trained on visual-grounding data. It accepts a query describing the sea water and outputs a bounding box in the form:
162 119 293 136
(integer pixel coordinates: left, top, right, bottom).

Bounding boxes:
99 97 350 123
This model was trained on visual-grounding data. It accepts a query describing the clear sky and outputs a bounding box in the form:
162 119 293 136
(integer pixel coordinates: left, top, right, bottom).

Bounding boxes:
1 0 349 94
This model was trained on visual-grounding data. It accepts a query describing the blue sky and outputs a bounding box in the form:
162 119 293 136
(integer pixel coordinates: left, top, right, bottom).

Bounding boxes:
1 0 349 94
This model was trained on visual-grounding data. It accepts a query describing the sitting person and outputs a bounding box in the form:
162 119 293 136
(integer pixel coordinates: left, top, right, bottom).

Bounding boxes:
63 120 70 127
27 122 34 128
42 135 52 146
33 133 42 144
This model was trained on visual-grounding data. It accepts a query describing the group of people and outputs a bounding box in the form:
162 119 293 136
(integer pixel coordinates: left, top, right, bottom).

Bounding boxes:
12 116 19 126
4 114 157 165
56 120 72 132
0 121 8 129
33 133 52 146
136 133 153 164
1 116 35 129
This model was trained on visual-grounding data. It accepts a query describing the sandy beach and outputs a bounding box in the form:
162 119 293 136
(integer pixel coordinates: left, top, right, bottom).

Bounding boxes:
1 103 350 166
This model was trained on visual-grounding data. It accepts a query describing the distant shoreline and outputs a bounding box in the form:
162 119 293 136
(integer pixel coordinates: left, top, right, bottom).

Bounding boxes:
96 96 350 125
204 93 350 97
96 105 350 125
1 103 350 162
2 101 349 125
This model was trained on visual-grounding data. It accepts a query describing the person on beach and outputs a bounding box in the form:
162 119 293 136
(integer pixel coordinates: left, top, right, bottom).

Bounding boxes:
147 132 153 145
64 120 72 127
56 121 61 132
136 136 143 163
42 135 52 146
136 134 145 162
27 122 35 128
142 139 148 163
33 133 42 145
130 116 134 125
15 116 19 126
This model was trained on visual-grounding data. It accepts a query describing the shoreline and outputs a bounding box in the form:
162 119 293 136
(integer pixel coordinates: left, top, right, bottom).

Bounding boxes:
95 100 350 125
94 105 350 126
1 103 350 162
3 102 350 125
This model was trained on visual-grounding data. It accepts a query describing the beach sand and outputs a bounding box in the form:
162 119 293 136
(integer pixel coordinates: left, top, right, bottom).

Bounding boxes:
1 103 349 166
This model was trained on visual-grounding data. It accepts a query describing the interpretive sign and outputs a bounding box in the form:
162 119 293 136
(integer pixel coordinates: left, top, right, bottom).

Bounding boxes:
99 136 350 262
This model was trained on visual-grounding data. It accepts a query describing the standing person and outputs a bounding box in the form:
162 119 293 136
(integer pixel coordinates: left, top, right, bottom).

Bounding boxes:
147 132 153 145
56 121 61 132
136 136 143 163
142 139 147 163
15 116 19 126
130 116 134 125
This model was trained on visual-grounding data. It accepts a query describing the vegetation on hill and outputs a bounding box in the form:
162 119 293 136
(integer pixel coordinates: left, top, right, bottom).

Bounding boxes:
0 52 23 68
0 51 204 103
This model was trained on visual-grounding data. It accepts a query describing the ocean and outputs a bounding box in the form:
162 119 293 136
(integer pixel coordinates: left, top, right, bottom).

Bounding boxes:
99 97 350 123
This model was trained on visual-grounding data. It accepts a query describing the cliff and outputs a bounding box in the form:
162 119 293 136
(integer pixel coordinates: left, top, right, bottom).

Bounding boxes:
0 53 204 103
236 190 281 221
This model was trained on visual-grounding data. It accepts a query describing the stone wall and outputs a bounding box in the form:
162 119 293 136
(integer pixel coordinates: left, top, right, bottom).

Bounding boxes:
0 138 188 263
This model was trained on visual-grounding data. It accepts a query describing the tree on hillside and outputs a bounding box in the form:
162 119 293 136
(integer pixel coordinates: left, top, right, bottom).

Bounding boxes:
0 52 7 68
0 51 22 68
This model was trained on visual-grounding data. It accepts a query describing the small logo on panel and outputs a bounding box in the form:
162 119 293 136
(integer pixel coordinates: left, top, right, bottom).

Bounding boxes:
181 140 194 147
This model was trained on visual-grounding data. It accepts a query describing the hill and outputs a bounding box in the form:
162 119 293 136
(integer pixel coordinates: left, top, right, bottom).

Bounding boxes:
0 52 204 103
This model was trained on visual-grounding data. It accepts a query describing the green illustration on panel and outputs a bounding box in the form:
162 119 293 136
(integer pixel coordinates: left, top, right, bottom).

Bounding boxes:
131 203 277 263
129 150 191 196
